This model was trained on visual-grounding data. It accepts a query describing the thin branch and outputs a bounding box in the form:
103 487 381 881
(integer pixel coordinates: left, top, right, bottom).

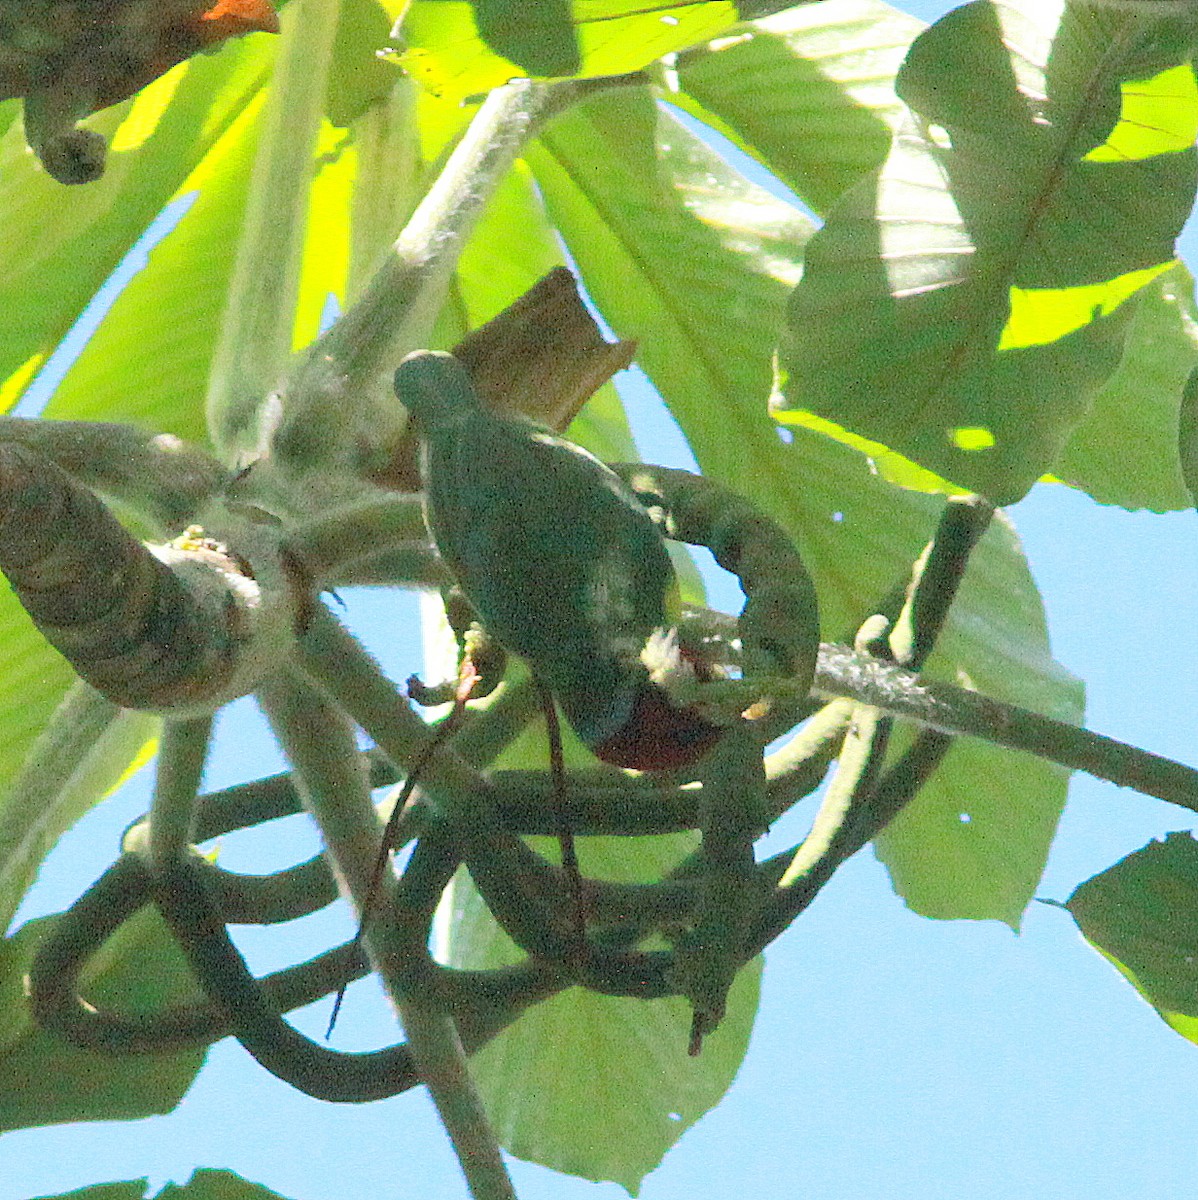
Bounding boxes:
256 667 516 1200
205 0 344 463
276 80 550 473
147 717 213 872
816 645 1198 810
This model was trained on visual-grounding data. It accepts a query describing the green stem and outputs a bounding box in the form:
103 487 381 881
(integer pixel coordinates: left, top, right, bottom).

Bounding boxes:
280 79 548 461
256 668 515 1200
778 706 888 888
287 493 435 586
0 417 223 534
205 0 343 463
347 75 422 301
296 605 484 796
675 642 1198 813
147 717 213 872
751 729 952 951
399 1006 518 1200
815 645 1198 810
889 495 995 669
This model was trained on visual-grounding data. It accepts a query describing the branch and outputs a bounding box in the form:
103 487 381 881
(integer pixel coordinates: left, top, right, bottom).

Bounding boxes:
0 417 224 534
274 80 550 476
204 0 344 463
0 445 299 713
147 717 212 872
665 639 1198 814
812 645 1198 810
256 667 516 1200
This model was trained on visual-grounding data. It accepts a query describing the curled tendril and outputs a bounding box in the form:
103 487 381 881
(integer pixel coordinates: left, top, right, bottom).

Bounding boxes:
15 385 986 1101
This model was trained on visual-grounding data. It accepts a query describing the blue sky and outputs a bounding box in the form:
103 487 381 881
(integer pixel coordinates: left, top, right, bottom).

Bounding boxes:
10 2 1198 1197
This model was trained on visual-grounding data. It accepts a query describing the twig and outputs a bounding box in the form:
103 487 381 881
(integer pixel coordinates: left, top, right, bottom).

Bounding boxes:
147 717 213 872
276 80 550 472
205 0 344 463
256 667 517 1200
812 644 1198 810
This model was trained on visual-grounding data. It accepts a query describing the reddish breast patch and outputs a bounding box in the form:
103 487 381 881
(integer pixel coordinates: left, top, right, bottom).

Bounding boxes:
591 682 721 771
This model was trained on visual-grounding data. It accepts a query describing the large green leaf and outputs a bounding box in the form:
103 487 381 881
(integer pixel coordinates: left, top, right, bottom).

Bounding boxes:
327 0 404 127
530 87 1083 923
39 92 268 443
1052 261 1198 512
676 0 923 213
1066 832 1198 1045
873 508 1081 925
36 1171 291 1200
33 1185 148 1200
42 4 401 446
447 0 796 78
0 685 158 936
0 600 81 837
0 39 276 418
156 1171 292 1200
436 832 760 1194
398 0 781 103
0 905 206 1132
776 0 1198 503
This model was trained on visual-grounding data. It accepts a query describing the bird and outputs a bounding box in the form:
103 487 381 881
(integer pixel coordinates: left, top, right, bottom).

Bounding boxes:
0 0 279 183
394 349 720 771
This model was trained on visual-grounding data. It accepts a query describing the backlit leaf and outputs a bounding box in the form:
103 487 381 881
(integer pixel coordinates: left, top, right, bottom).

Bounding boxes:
776 0 1198 503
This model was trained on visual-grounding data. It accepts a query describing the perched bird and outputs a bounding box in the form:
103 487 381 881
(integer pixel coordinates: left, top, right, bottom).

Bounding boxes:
394 349 720 770
0 0 279 183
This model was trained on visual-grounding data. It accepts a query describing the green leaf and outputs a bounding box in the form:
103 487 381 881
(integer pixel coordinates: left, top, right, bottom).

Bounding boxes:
31 1184 149 1200
37 100 265 443
33 1171 291 1200
399 1 756 103
0 40 275 424
469 0 581 76
873 509 1082 926
1066 833 1198 1041
327 0 405 127
156 1169 293 1200
1053 261 1198 512
1181 359 1198 510
531 87 1082 922
776 1 1198 503
41 40 355 447
676 0 924 213
457 0 804 78
437 835 760 1194
0 684 158 936
0 906 206 1133
0 601 84 889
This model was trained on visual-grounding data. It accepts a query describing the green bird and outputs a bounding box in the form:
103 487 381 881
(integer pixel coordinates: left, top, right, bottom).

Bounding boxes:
394 350 719 770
